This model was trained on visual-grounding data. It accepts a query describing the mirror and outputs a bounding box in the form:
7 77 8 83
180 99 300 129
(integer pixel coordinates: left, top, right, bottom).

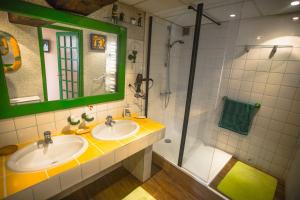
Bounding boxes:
0 11 119 105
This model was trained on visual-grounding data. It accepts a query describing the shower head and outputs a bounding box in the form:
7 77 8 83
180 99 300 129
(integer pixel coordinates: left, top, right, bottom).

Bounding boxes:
169 40 184 48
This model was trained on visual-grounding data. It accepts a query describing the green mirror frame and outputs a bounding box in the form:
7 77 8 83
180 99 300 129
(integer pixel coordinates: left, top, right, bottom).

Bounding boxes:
0 1 127 119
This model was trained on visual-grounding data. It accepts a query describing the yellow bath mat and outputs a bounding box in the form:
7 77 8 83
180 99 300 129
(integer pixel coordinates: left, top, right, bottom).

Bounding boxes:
122 187 156 200
217 161 277 200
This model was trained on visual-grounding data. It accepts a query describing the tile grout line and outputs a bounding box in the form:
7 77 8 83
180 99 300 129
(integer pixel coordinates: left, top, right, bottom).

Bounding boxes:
45 170 49 179
86 139 104 154
2 157 7 198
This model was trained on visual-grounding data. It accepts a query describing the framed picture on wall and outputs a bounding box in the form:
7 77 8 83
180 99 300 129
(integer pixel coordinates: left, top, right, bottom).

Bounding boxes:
90 34 106 51
43 40 50 52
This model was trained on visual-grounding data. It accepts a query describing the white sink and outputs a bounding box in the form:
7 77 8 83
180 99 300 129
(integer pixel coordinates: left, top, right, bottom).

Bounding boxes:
92 120 140 141
7 135 88 172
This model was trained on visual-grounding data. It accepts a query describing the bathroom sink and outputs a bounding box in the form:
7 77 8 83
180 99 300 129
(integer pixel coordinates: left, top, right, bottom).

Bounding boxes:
92 120 140 141
7 135 88 172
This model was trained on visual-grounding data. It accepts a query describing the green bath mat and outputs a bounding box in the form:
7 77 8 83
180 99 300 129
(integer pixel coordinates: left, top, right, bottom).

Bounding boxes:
217 161 277 200
122 187 156 200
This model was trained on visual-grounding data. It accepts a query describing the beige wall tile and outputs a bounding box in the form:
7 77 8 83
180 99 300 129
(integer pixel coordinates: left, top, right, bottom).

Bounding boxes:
36 112 55 125
6 188 33 200
17 126 39 143
115 145 129 163
37 123 56 137
32 176 61 200
99 152 115 171
0 119 15 133
54 110 70 121
0 131 18 148
59 166 82 191
81 158 100 179
14 115 36 129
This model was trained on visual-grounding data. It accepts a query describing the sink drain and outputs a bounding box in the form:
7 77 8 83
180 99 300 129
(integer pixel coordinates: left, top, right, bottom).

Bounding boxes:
164 139 172 143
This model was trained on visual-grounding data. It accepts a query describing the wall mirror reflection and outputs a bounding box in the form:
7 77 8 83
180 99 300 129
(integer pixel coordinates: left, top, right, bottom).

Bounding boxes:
0 11 119 106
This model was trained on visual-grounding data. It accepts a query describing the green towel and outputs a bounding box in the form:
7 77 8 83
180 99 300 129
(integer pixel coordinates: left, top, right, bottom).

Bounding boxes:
218 97 259 135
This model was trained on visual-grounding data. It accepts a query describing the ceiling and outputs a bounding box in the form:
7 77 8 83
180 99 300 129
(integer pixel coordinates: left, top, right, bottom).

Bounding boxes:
119 0 300 26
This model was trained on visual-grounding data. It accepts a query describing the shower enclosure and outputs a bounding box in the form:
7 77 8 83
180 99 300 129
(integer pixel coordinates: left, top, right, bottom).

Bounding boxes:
148 1 300 187
148 4 233 184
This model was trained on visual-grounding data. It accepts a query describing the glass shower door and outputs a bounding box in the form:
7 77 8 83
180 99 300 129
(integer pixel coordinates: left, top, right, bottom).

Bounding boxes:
181 21 235 183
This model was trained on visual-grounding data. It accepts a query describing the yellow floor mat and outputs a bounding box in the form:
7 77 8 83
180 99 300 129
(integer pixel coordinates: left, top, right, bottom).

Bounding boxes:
122 187 156 200
217 161 277 200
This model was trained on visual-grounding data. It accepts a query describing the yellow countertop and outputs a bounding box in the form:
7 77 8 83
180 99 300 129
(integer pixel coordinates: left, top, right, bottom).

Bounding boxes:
0 117 165 198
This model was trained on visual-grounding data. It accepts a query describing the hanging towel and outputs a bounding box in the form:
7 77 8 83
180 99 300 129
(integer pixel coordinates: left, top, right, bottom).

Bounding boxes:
218 97 260 135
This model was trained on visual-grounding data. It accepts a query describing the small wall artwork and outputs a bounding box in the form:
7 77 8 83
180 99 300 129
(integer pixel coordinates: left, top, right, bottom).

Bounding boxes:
43 40 50 53
90 34 106 51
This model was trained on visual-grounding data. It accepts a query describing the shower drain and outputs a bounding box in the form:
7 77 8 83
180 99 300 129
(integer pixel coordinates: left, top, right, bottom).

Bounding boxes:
164 139 172 143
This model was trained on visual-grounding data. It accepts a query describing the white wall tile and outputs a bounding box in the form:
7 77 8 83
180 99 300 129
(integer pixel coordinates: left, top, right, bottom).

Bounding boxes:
262 95 277 107
240 81 253 92
252 83 265 94
37 123 56 137
278 86 296 99
275 98 292 111
290 48 300 61
6 188 33 200
283 124 300 137
36 112 55 125
286 61 300 74
267 73 283 85
0 131 18 148
99 152 115 171
287 113 300 126
59 166 82 191
245 60 258 71
270 61 286 73
81 158 100 179
272 109 289 122
0 119 15 134
281 74 300 87
291 101 300 113
14 115 36 129
264 85 280 96
33 176 61 200
254 72 268 83
242 71 255 81
17 126 39 143
257 60 271 72
54 110 70 121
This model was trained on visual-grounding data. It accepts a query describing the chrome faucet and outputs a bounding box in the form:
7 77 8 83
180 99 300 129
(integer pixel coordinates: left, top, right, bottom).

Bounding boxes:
105 115 116 127
37 131 53 148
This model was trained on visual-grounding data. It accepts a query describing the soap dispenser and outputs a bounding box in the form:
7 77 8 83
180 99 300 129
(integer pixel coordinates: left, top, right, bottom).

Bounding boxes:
81 112 95 127
67 115 80 134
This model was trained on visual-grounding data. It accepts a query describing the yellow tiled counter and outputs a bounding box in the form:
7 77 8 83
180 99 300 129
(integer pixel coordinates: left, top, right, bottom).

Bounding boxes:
0 118 165 200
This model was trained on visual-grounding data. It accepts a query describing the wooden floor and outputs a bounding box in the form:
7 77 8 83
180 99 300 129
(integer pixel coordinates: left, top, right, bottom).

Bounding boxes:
210 158 285 200
62 165 209 200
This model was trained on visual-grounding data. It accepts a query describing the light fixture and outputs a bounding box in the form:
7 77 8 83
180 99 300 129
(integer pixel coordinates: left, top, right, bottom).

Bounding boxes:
256 36 263 40
292 16 299 21
230 14 236 18
290 1 300 6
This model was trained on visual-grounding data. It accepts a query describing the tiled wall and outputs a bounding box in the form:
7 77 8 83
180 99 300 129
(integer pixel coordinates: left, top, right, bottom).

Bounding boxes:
195 14 300 180
0 3 145 148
